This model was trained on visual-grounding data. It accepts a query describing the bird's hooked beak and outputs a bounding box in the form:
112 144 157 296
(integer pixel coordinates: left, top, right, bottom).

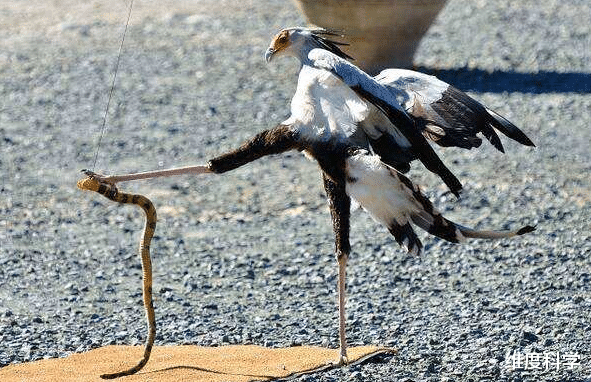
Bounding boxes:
264 47 275 63
265 29 291 63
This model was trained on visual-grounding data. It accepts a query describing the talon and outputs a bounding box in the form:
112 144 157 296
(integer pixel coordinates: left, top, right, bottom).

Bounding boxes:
80 169 115 186
337 352 348 366
81 169 97 177
81 168 100 178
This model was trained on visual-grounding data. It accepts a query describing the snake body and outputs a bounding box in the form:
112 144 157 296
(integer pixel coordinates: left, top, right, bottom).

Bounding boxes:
77 171 157 379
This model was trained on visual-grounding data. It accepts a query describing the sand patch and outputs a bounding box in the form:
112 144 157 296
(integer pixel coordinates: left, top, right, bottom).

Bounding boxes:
0 345 394 381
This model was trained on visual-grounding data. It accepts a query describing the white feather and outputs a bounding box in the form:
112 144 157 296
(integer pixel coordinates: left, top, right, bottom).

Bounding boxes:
287 65 371 147
344 153 421 228
375 68 448 108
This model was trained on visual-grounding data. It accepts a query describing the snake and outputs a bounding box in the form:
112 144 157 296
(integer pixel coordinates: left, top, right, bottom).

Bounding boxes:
77 170 157 379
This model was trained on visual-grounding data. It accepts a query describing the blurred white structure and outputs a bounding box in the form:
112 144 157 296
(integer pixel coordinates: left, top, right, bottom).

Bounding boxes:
293 0 447 74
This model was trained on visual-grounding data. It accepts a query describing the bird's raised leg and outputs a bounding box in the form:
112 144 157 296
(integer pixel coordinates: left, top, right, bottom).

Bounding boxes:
84 124 300 184
322 173 351 365
83 165 213 185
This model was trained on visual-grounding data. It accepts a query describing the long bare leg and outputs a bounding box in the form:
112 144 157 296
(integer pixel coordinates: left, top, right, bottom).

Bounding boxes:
322 174 351 365
85 124 300 184
102 165 212 184
337 251 348 364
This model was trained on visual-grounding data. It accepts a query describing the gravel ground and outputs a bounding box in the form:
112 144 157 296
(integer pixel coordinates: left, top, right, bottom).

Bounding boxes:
1 0 590 381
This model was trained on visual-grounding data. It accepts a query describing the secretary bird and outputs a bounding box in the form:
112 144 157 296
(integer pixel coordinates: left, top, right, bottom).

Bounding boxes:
89 27 535 365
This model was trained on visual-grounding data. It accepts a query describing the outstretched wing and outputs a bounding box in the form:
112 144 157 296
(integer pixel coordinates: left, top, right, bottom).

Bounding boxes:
308 48 464 197
375 69 535 151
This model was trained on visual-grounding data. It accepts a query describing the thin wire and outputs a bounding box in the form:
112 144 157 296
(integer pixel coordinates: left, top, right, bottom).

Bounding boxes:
91 0 135 171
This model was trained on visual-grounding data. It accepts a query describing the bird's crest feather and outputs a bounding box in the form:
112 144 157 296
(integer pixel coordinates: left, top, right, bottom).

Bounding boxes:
307 28 354 61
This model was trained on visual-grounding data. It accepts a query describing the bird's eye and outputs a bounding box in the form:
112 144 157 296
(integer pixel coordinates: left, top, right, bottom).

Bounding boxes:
276 31 290 45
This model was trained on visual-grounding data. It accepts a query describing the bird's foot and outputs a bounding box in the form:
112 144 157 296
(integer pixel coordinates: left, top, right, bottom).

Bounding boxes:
80 169 115 185
336 352 349 366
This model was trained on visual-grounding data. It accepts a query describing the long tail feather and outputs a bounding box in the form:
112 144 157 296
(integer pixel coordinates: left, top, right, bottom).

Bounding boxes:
344 151 535 256
456 224 536 239
409 191 536 243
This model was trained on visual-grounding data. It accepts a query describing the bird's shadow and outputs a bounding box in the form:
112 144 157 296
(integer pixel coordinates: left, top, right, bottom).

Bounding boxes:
140 349 395 381
417 66 591 94
142 364 277 380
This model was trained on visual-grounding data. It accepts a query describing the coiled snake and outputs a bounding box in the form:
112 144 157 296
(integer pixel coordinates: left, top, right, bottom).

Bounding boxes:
77 170 156 379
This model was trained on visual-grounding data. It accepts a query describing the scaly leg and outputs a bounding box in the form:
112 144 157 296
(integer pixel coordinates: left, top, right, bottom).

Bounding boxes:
82 165 212 184
322 174 351 365
337 250 348 365
106 165 212 184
